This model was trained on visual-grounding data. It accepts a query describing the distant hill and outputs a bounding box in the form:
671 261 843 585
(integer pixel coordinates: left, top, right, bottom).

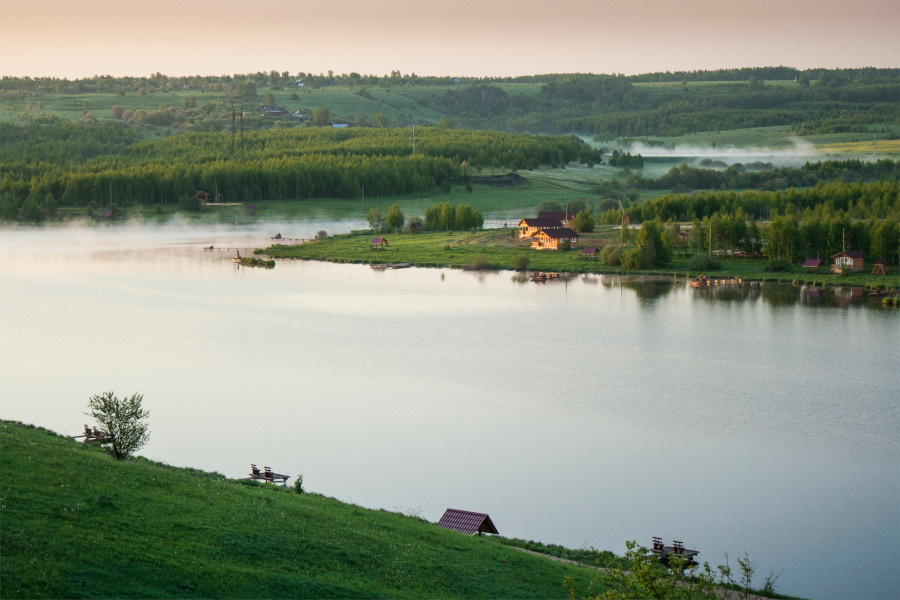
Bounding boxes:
0 421 601 598
1 68 897 138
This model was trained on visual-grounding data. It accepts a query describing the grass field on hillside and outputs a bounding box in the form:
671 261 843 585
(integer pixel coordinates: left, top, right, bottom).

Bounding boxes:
0 421 604 599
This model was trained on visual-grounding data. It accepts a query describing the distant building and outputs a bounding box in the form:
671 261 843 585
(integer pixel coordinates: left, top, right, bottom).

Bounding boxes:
831 251 864 273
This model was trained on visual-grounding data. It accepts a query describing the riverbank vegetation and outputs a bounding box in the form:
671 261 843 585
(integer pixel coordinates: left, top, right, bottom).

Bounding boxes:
263 227 898 291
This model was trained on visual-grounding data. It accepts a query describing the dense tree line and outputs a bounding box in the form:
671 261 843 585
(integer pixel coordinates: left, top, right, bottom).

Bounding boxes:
629 177 898 224
632 159 899 194
422 202 484 231
0 125 599 219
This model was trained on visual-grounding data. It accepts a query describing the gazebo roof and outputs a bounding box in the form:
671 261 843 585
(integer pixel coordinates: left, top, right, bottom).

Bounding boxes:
370 237 387 244
437 509 499 535
802 258 822 268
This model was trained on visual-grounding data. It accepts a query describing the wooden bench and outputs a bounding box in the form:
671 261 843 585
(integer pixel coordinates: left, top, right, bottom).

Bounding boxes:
82 424 111 444
248 464 290 486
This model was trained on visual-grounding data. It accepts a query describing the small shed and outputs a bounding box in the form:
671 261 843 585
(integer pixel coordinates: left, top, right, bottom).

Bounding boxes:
370 236 387 250
802 258 822 273
831 251 864 273
437 509 498 536
581 247 598 260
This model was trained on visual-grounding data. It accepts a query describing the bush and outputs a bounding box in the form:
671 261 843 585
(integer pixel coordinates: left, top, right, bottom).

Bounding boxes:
512 254 530 271
293 474 304 494
621 248 646 269
600 244 621 266
466 255 491 270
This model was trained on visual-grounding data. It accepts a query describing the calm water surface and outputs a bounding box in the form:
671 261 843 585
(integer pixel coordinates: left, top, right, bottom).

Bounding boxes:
1 224 897 600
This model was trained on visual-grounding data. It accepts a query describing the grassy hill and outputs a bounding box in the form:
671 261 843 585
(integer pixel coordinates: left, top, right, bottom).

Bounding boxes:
0 421 602 599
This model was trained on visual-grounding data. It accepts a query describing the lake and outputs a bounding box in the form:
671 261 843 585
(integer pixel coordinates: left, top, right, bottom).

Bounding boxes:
1 223 897 600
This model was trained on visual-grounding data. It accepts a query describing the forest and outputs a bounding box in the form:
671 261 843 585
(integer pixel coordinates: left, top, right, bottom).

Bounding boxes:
0 122 601 218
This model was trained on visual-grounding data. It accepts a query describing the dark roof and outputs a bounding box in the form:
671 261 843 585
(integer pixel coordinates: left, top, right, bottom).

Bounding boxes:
437 509 499 535
519 218 563 228
537 227 578 239
582 247 598 254
370 237 387 244
538 211 575 221
802 258 822 267
832 251 863 258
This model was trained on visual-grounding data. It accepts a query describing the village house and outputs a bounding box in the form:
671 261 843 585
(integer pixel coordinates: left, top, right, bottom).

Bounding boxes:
518 217 563 238
831 251 864 273
531 227 578 250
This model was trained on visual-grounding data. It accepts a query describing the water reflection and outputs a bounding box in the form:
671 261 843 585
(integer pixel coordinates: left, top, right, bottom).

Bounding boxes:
2 226 898 600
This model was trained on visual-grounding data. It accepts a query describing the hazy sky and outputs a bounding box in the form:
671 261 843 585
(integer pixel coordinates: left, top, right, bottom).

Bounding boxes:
1 0 897 78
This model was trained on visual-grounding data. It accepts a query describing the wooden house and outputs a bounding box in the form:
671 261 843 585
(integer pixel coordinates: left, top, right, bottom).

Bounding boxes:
437 509 499 536
831 251 864 273
531 227 578 250
518 218 563 238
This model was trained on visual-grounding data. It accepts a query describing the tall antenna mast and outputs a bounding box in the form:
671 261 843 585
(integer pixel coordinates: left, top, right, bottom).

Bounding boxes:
231 104 236 153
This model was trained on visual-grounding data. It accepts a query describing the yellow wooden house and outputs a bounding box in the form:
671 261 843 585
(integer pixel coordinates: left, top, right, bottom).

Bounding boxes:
531 227 578 250
517 218 563 238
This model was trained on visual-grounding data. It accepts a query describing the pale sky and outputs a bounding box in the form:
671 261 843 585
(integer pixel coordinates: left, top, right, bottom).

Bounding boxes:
1 0 897 78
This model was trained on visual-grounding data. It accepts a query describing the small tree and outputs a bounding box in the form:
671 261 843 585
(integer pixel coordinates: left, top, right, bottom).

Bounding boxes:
385 204 405 233
85 391 150 460
312 106 331 126
367 207 384 232
573 209 595 233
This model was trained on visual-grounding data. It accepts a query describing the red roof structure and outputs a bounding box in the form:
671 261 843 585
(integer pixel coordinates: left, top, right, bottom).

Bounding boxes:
437 509 499 535
802 258 822 268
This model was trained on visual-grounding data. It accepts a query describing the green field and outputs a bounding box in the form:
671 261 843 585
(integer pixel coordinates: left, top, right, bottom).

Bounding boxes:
0 420 606 599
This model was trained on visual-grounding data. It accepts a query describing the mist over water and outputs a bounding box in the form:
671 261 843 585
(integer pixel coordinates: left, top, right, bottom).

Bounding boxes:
625 137 821 168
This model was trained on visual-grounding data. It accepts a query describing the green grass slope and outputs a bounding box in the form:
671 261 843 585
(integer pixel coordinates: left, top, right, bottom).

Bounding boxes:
0 421 601 599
